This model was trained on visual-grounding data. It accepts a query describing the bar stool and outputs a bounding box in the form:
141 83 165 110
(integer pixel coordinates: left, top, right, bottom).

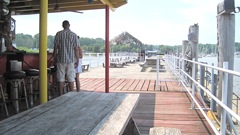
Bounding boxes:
0 82 9 117
24 69 39 107
47 68 52 100
3 71 29 113
49 66 58 97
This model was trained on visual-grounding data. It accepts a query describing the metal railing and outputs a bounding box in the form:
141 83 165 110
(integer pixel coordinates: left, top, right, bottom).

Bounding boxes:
82 53 139 68
164 55 240 135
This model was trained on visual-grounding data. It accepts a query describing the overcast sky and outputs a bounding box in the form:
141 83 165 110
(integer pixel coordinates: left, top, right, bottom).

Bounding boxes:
12 0 240 45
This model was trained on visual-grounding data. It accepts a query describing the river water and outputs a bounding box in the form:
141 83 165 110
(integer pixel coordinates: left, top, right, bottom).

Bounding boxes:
199 57 240 96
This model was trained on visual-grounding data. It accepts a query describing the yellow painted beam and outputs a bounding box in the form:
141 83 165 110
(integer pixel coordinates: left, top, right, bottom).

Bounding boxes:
207 111 220 130
39 0 48 103
110 0 126 3
100 0 115 11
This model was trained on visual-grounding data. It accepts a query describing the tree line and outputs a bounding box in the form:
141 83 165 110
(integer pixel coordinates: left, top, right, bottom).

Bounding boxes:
14 33 240 54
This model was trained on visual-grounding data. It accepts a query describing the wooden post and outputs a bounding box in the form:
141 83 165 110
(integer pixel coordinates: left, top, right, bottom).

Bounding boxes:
199 64 205 97
217 14 235 117
188 24 199 82
211 74 217 112
182 40 188 72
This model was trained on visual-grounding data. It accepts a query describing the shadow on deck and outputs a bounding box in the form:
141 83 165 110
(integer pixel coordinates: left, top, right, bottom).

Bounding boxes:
80 78 214 134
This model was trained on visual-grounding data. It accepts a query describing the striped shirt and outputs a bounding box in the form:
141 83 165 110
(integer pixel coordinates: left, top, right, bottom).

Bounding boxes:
54 29 79 63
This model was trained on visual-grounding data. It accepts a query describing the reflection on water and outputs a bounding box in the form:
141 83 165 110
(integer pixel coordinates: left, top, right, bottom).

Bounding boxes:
199 57 240 96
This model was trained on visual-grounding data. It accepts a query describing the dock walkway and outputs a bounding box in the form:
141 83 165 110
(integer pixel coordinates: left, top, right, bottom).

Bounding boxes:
0 61 215 134
79 62 214 134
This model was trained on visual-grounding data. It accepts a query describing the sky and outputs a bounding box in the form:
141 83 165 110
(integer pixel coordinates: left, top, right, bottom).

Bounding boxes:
12 0 240 46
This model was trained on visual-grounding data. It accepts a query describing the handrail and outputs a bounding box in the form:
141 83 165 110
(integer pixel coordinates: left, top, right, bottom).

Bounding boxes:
164 55 240 135
82 53 139 68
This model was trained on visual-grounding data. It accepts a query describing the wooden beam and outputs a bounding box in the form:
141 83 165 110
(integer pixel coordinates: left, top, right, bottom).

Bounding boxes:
10 0 127 15
100 0 115 10
110 0 127 4
10 3 104 12
9 1 102 9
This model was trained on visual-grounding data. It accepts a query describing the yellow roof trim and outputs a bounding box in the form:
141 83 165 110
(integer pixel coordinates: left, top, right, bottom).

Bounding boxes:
100 0 115 11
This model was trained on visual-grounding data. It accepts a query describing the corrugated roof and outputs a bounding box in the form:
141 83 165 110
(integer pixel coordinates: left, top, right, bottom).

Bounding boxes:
8 0 127 15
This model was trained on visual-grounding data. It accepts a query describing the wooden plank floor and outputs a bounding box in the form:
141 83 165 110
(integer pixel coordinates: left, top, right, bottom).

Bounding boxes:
0 80 215 135
80 78 181 92
80 78 215 135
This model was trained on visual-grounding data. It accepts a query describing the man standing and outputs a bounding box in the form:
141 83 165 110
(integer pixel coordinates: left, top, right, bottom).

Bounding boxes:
75 36 83 92
53 20 79 95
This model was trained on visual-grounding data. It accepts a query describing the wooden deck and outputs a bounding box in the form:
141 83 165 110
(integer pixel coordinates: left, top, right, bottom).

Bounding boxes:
0 92 139 135
80 78 214 134
0 78 215 135
80 78 180 92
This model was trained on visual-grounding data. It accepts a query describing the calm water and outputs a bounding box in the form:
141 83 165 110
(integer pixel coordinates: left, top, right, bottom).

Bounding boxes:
199 57 240 96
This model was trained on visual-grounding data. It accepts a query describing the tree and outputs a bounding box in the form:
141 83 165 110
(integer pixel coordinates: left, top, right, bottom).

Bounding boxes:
15 33 34 48
93 45 100 52
48 35 54 49
33 33 39 48
100 46 105 53
15 33 239 54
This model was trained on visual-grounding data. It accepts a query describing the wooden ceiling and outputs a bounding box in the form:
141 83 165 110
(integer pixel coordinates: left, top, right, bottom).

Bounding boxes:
8 0 127 15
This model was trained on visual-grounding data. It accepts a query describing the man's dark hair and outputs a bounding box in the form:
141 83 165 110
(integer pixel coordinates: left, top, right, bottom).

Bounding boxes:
62 20 70 28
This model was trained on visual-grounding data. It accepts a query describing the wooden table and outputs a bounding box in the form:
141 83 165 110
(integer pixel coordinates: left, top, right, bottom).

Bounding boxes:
0 91 139 135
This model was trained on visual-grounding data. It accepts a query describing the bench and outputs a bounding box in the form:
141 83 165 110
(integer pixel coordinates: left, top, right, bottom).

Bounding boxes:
149 127 182 135
0 91 140 135
102 62 124 68
81 64 89 72
140 60 165 72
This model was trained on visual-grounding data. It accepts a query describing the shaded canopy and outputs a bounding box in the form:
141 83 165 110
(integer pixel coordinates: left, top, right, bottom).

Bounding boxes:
8 0 127 15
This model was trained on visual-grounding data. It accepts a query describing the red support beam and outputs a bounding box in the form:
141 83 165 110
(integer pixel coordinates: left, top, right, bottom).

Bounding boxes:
105 5 110 93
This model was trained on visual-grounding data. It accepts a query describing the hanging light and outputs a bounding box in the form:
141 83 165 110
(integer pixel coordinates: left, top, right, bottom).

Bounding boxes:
0 0 10 16
1 6 9 16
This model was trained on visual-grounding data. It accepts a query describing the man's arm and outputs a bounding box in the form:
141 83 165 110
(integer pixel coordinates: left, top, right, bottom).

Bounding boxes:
74 46 79 68
79 47 83 59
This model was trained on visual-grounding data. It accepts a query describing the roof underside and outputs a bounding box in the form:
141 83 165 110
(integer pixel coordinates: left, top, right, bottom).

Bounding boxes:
8 0 127 15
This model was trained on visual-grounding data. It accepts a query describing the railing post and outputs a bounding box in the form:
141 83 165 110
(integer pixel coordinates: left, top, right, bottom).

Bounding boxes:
181 57 185 91
199 64 205 97
172 55 174 67
97 53 99 67
89 53 92 68
155 54 160 91
191 58 196 109
211 63 217 112
221 62 228 135
178 57 181 85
